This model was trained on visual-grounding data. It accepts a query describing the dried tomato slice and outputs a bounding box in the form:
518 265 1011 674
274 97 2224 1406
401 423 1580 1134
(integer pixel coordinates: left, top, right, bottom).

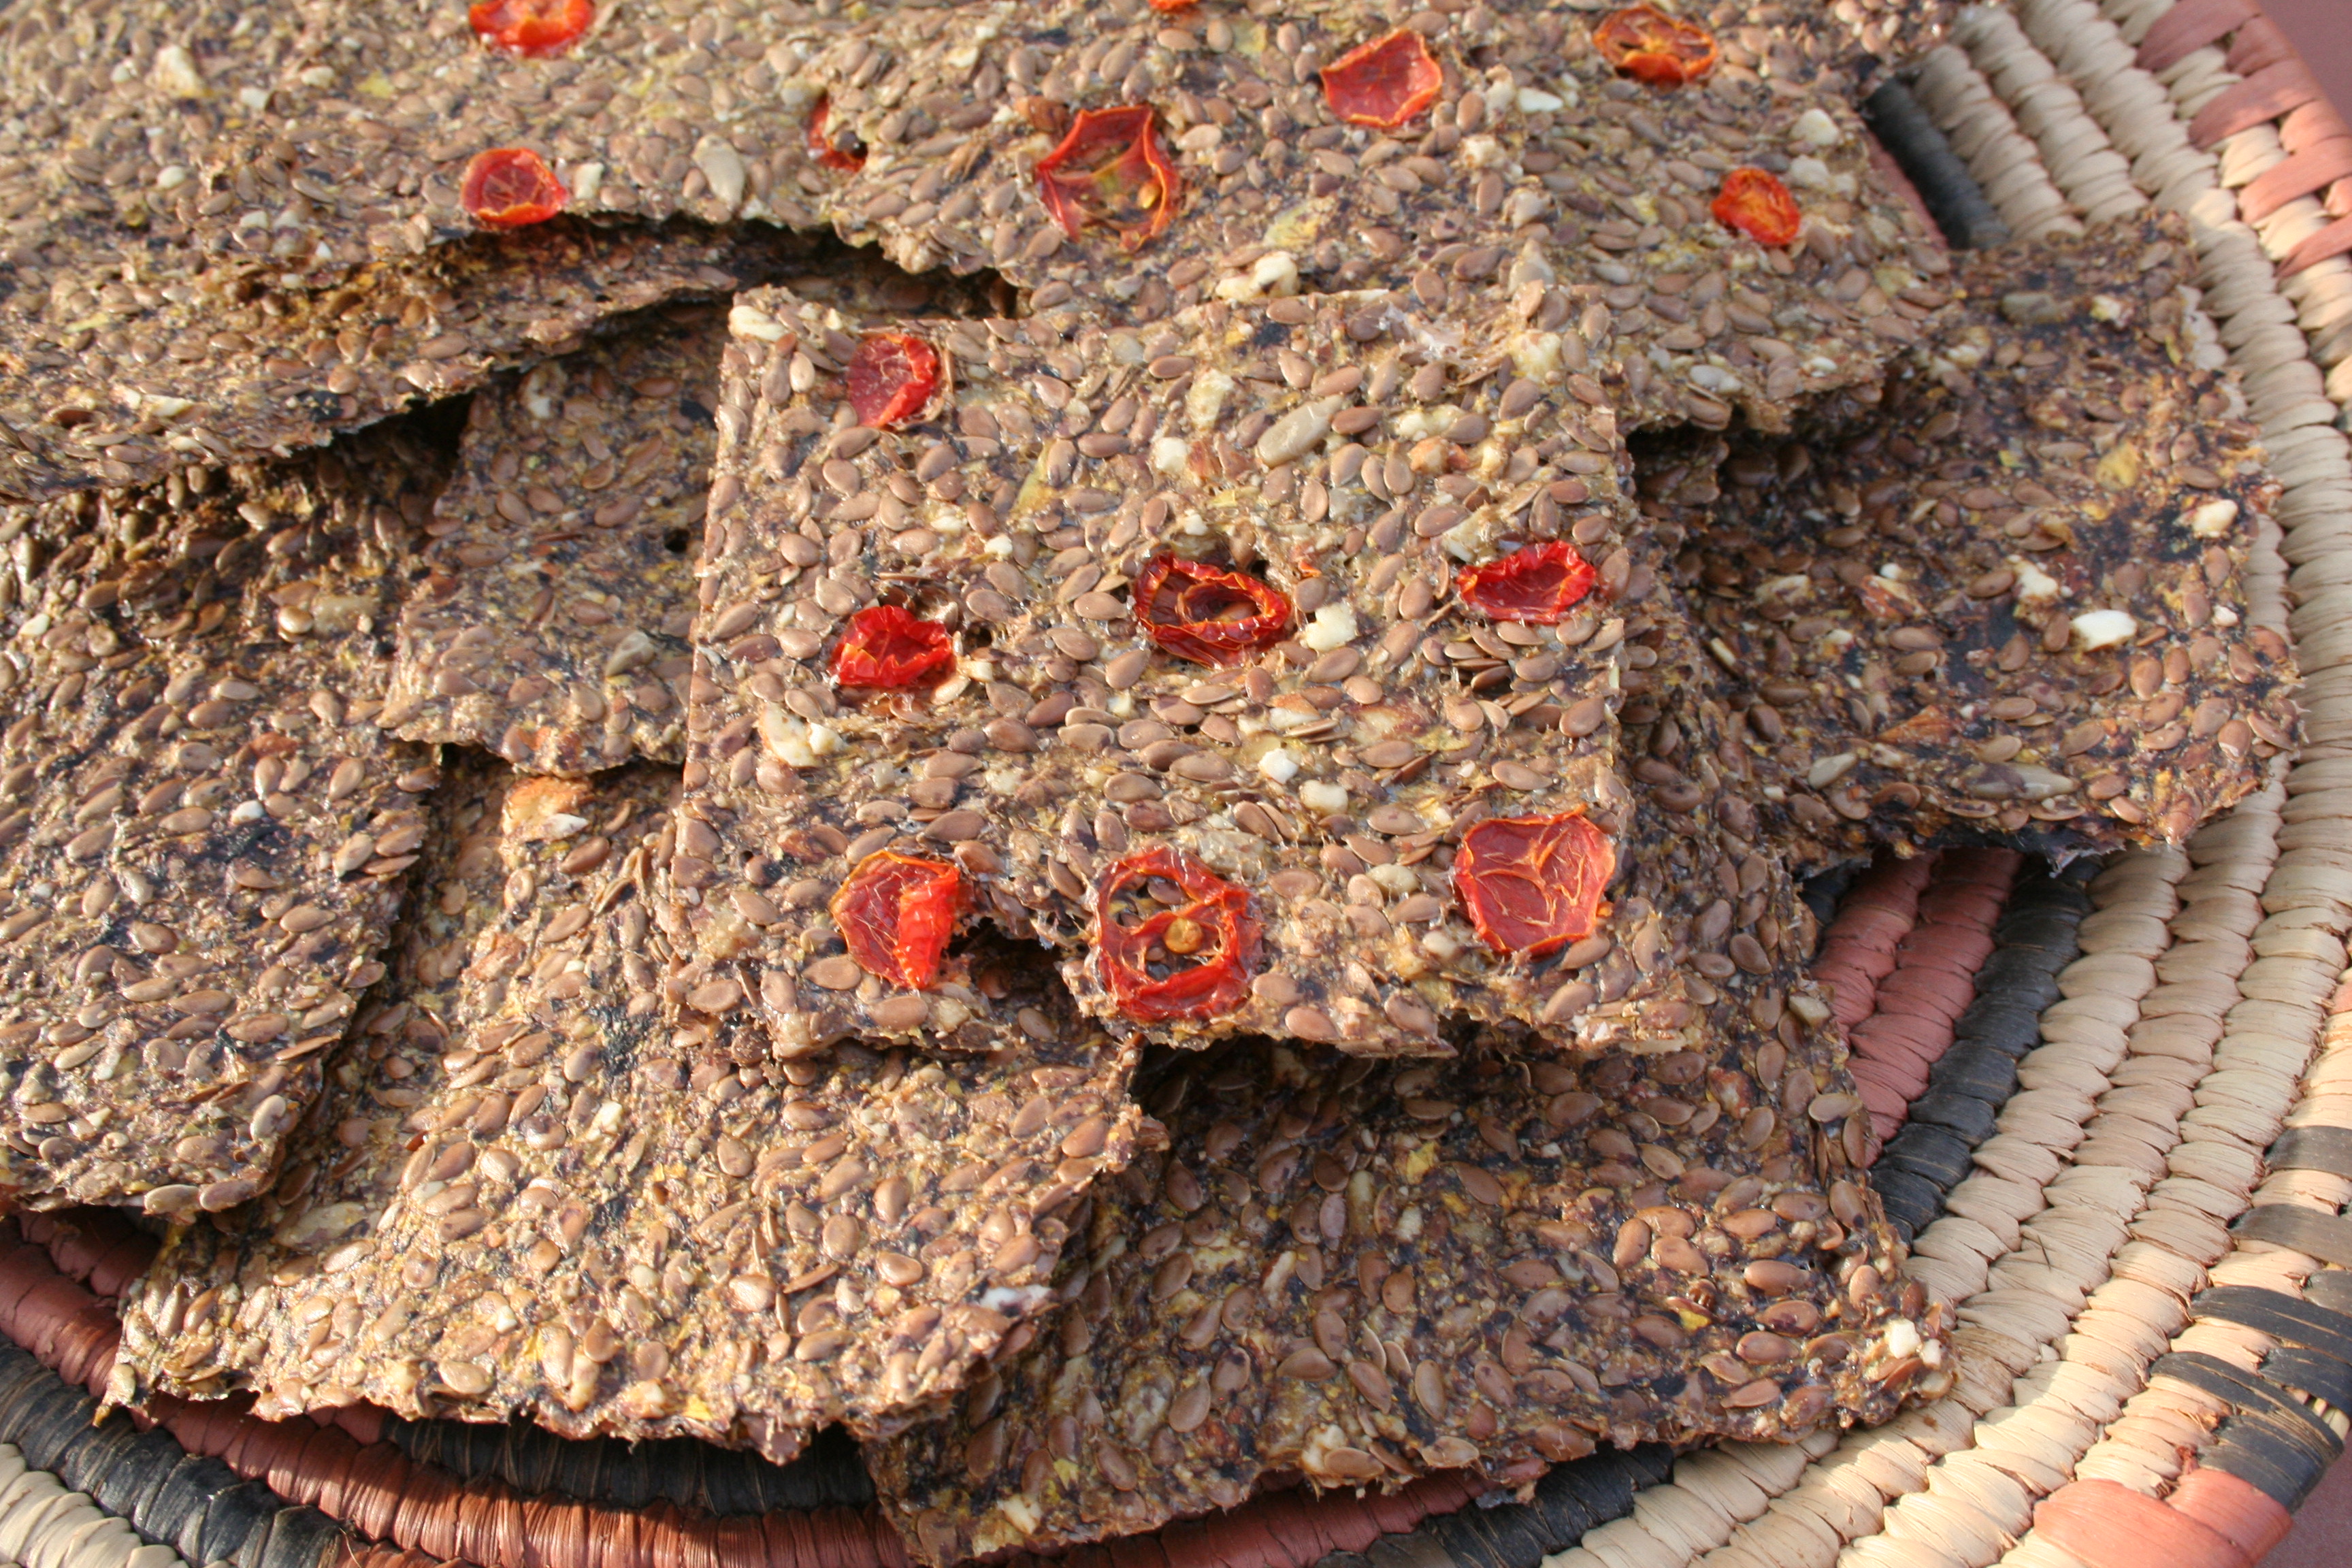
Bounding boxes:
832 852 964 991
1147 0 1197 9
1713 167 1803 248
1320 29 1444 129
1034 105 1181 250
1456 542 1600 624
1132 555 1292 666
845 333 941 429
461 148 568 229
806 96 866 173
1453 814 1616 958
832 605 956 689
1094 847 1259 1022
1592 6 1719 87
468 0 591 55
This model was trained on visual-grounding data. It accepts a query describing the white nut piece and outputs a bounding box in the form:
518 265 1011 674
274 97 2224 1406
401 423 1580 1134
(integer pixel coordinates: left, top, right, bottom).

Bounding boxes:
2187 498 2239 539
2070 609 2138 651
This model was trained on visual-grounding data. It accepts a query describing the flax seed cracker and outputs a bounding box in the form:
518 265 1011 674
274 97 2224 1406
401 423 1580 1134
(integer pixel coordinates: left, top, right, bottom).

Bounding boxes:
812 0 1947 431
121 760 1141 1460
0 424 448 1212
381 254 996 777
871 1000 1936 1565
381 308 725 774
672 280 1727 1061
1650 214 2297 867
9 1 1933 436
0 222 817 502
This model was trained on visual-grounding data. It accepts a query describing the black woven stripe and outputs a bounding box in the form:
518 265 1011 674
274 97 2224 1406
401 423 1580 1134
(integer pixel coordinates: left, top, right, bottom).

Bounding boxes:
91 1426 188 1524
2308 1271 2352 1316
1870 1166 1944 1239
1965 949 2066 1014
1859 80 2010 250
2201 1418 2333 1510
381 1413 874 1514
250 1503 348 1568
2262 1346 2352 1412
1924 1043 2019 1105
0 1341 348 1568
1989 906 2089 953
146 1453 250 1565
1878 1123 1973 1190
1310 1446 1673 1568
48 1416 152 1505
2268 1126 2352 1181
2149 1351 2344 1460
2192 1284 2352 1360
0 1350 61 1445
1903 1088 1999 1146
1947 1001 2044 1061
2230 1205 2352 1269
1869 862 2094 1244
198 1483 284 1568
3 1372 102 1476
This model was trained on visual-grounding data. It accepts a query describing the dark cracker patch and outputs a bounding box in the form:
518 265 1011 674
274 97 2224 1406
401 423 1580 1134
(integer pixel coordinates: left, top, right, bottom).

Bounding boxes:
1643 213 2296 868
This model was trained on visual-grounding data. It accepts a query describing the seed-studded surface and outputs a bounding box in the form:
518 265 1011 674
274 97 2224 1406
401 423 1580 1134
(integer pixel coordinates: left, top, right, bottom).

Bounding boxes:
870 1011 1938 1568
0 220 819 502
0 0 849 262
1597 584 1841 1064
120 764 1143 1461
1645 214 2298 867
1 0 1940 437
382 259 998 777
673 279 1717 1060
811 0 1948 433
1827 0 1962 67
0 427 448 1212
380 309 725 775
869 629 1921 1563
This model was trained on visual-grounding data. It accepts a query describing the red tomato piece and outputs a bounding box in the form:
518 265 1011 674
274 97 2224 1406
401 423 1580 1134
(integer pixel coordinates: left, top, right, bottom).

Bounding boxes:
468 0 591 55
832 852 964 990
1132 555 1292 667
832 605 956 689
806 96 866 174
1453 814 1616 958
846 333 941 429
1713 167 1803 248
1147 0 1197 9
461 148 568 229
1320 29 1444 129
1094 847 1260 1022
1592 6 1719 87
1456 542 1600 624
1034 105 1181 250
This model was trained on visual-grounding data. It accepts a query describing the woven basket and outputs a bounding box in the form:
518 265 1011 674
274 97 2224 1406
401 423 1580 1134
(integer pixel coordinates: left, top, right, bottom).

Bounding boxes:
0 5 2347 1568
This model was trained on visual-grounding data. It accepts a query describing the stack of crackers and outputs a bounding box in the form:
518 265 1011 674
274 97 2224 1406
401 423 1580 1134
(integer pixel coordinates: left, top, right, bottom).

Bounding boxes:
0 0 2295 1561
